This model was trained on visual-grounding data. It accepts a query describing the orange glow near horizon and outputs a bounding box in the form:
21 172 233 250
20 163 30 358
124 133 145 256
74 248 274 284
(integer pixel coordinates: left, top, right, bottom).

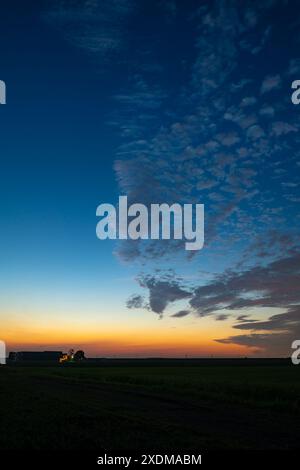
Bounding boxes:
2 308 253 357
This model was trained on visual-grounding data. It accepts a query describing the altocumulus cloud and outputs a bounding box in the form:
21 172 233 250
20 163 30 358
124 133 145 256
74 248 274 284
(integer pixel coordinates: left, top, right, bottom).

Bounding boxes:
45 0 300 355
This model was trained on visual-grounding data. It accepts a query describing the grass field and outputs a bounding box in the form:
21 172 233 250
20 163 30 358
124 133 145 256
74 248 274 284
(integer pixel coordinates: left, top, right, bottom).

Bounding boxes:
0 363 300 450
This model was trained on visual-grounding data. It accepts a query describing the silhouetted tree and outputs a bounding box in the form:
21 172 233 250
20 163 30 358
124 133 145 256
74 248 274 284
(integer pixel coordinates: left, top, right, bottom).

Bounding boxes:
74 350 85 361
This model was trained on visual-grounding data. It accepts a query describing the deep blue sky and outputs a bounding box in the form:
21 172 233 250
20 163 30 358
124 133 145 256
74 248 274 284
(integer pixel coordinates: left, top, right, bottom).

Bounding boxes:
1 0 299 356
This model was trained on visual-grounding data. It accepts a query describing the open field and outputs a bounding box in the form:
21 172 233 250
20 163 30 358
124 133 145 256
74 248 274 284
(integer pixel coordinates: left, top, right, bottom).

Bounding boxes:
0 362 300 450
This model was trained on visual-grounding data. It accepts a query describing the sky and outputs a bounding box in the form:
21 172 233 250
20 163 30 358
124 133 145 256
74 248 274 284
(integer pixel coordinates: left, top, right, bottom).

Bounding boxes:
0 0 299 357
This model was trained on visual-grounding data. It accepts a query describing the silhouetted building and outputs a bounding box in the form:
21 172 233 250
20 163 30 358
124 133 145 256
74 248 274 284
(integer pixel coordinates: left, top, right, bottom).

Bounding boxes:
9 351 63 362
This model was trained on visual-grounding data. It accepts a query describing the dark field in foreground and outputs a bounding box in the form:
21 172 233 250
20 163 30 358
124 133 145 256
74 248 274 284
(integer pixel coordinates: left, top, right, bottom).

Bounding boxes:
0 363 300 450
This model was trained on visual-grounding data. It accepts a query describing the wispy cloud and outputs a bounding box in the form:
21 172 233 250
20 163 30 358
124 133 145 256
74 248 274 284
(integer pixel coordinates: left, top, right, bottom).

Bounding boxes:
260 74 281 94
44 0 135 61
